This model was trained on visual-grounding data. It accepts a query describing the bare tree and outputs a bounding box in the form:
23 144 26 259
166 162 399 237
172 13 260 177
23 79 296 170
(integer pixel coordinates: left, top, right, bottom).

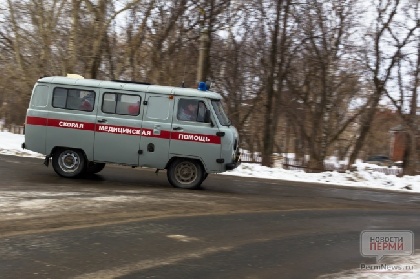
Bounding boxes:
348 0 419 170
247 0 294 167
210 1 265 148
1 0 417 176
81 0 143 79
381 0 419 174
285 0 363 171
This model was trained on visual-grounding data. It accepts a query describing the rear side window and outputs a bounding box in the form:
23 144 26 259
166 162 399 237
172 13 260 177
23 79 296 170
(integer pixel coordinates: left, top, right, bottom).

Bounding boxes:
102 92 141 116
30 85 49 108
52 87 95 112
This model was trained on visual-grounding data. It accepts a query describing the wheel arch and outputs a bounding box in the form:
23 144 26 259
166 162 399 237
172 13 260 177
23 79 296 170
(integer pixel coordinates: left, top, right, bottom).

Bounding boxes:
50 146 87 160
165 155 207 172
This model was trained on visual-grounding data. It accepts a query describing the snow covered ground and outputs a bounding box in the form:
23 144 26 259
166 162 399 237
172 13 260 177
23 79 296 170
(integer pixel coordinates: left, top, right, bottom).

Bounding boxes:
0 131 419 278
1 131 418 193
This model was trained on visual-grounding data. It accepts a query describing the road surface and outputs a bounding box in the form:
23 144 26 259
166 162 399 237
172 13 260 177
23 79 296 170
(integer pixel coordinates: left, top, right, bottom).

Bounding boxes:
0 154 419 278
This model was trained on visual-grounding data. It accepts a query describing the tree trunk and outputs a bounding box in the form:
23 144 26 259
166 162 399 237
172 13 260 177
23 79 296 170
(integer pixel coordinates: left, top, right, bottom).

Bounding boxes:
261 0 282 167
347 86 382 168
67 0 81 74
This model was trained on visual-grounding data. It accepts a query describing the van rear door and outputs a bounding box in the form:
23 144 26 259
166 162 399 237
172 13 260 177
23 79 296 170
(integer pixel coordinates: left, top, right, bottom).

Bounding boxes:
93 90 145 165
25 84 50 154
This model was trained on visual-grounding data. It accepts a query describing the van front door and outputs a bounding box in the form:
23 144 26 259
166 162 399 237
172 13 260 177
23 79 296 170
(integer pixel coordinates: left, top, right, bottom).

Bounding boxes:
169 97 222 172
94 90 145 165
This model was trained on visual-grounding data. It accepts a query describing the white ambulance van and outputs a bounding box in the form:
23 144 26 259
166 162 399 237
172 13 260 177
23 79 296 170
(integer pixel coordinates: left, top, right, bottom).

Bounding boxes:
23 76 240 189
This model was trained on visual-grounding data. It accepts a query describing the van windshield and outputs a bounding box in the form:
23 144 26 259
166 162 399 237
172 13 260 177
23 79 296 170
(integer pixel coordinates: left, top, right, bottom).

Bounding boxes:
211 100 231 126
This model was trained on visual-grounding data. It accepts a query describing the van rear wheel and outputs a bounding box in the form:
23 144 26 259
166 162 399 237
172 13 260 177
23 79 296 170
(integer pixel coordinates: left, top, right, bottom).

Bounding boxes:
167 159 204 190
52 149 86 178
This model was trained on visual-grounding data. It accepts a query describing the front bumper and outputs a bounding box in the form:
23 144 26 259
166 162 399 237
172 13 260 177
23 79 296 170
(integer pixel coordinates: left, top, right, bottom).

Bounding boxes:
226 160 241 170
226 149 241 170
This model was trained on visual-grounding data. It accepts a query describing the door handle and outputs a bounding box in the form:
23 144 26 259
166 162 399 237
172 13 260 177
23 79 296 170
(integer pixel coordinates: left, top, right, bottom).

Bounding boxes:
173 127 182 131
97 119 107 123
153 124 161 135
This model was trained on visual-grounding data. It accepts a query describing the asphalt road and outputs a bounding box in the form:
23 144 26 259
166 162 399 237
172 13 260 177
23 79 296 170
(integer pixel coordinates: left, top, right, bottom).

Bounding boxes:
0 154 419 279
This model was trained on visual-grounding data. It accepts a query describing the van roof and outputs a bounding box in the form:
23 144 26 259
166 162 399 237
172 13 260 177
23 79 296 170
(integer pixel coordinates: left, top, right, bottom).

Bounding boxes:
37 77 223 100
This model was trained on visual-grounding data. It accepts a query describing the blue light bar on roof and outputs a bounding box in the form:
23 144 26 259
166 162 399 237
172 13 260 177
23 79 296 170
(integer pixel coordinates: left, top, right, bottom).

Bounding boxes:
198 81 207 91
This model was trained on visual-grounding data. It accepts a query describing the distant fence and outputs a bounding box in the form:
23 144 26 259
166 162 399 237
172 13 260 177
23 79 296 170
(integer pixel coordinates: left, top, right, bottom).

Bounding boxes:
0 124 25 135
240 153 262 163
239 154 403 176
365 167 403 176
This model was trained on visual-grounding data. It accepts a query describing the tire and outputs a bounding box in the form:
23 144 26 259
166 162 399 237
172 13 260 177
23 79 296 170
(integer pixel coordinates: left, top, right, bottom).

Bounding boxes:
52 149 86 178
86 162 106 174
167 158 204 189
201 172 209 183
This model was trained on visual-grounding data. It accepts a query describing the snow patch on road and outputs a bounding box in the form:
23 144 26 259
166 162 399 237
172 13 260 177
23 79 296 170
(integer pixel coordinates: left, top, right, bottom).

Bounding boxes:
318 250 420 279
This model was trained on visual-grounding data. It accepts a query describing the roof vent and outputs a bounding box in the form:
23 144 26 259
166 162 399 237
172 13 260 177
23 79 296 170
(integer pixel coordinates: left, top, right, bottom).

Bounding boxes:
67 74 84 79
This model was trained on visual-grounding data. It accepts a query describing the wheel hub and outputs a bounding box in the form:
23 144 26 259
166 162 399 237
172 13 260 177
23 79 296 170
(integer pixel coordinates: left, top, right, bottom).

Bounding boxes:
59 152 80 172
175 162 197 183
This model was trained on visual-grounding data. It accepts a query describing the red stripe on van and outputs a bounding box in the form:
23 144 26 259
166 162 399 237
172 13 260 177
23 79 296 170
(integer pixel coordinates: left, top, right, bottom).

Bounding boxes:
25 116 221 144
47 119 96 131
26 116 48 126
96 124 142 136
140 128 172 140
171 132 221 144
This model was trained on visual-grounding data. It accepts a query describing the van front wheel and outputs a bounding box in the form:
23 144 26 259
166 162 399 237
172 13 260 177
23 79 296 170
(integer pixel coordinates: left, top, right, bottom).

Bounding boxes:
52 149 86 178
167 159 204 190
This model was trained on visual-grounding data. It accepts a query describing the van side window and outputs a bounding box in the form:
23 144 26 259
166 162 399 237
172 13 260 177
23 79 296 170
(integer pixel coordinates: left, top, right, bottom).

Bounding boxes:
30 85 49 108
102 93 141 116
177 99 207 122
52 87 95 112
145 96 171 120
